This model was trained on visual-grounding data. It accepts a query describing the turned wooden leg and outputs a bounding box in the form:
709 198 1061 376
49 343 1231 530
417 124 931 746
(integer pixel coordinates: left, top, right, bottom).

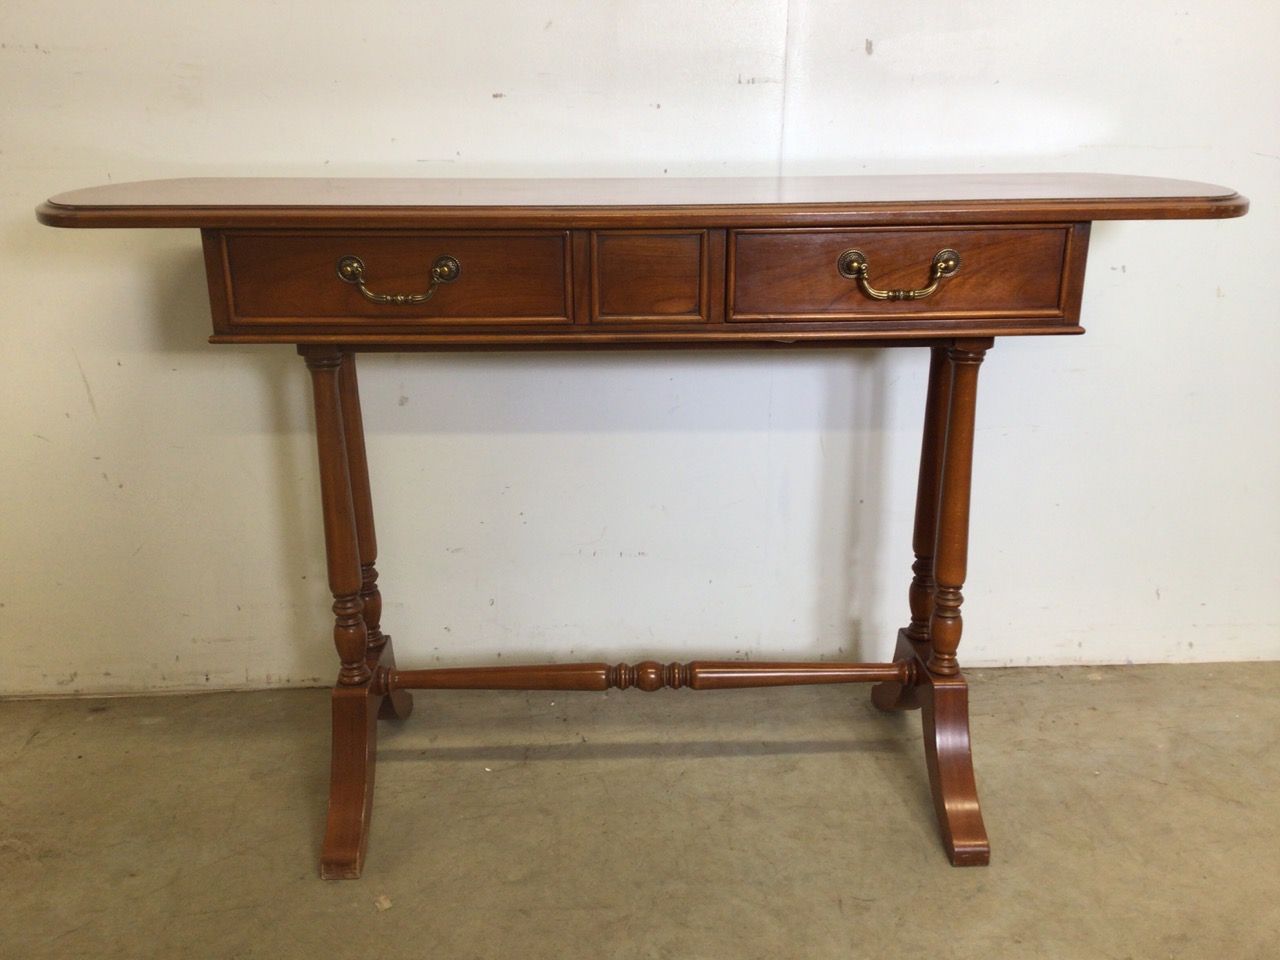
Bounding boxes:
875 340 991 866
303 347 379 880
923 338 991 864
928 340 988 677
907 346 952 645
873 346 951 713
338 352 413 722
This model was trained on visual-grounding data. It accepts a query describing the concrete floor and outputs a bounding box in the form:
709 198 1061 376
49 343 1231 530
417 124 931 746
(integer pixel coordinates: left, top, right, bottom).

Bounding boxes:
2 663 1276 960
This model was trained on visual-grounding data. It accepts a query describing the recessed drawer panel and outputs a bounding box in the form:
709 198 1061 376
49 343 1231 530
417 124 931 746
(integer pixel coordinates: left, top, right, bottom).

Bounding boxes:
222 232 570 325
591 231 714 323
730 228 1069 322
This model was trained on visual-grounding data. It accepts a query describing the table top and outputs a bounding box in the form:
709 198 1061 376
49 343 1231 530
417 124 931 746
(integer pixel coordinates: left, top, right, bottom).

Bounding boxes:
37 173 1247 229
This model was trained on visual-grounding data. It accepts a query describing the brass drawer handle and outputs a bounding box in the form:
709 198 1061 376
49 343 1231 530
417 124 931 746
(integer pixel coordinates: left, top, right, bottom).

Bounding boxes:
336 254 461 304
837 248 961 301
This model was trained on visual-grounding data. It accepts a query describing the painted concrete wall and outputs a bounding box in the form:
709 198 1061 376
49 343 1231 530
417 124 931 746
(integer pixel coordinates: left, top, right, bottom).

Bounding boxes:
2 1 1277 695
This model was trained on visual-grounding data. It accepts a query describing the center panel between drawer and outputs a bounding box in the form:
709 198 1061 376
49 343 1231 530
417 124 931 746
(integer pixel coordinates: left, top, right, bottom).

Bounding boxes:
221 231 572 326
589 229 725 324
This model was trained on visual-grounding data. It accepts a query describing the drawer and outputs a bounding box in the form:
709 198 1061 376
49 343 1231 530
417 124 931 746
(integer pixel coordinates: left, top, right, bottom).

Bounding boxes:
219 232 571 325
729 227 1070 322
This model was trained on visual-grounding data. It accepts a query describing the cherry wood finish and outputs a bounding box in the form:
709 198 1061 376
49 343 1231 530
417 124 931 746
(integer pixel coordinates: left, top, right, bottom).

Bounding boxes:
338 355 414 724
223 232 572 326
729 227 1074 322
38 173 1246 229
384 659 914 692
37 174 1246 877
591 230 719 323
206 222 1086 346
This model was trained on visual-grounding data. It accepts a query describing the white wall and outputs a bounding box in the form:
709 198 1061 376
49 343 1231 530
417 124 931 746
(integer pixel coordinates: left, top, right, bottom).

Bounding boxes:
2 1 1276 696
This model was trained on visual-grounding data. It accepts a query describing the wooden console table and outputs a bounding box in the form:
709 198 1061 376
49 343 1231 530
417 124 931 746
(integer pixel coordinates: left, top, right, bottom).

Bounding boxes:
38 174 1247 877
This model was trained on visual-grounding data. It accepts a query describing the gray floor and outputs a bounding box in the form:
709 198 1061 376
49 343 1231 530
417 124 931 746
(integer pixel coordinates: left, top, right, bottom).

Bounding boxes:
2 663 1276 959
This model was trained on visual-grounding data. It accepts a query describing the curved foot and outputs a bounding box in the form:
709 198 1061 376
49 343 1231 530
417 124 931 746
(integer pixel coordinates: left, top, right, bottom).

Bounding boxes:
322 635 413 878
919 669 989 866
320 682 381 879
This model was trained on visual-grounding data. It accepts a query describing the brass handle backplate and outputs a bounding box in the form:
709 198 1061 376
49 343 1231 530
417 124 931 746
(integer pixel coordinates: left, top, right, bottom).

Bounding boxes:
837 248 961 301
336 254 461 304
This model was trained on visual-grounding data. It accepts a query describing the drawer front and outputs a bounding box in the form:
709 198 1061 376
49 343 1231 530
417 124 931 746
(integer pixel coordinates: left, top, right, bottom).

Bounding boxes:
729 228 1069 322
222 232 570 325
